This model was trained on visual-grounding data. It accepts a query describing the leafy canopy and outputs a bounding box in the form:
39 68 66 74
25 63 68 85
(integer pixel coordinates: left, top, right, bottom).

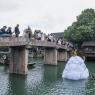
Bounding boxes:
64 8 95 47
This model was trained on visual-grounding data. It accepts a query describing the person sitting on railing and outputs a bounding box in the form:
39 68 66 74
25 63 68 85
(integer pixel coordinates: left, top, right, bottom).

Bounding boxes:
6 27 12 36
0 26 7 35
47 34 53 42
37 30 42 40
57 38 62 45
61 40 65 45
52 35 56 42
34 30 37 39
34 30 41 40
47 34 51 42
41 32 45 41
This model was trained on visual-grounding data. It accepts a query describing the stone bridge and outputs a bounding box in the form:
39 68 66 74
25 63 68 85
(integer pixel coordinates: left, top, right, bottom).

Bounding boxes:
0 37 71 75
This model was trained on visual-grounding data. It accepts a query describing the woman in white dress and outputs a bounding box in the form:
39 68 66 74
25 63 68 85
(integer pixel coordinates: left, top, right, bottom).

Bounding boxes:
62 50 89 80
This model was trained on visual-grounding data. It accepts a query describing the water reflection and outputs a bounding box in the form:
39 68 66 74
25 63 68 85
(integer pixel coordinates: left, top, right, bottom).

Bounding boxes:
62 79 88 95
0 65 9 73
43 65 58 82
26 64 44 95
0 59 95 95
84 79 95 95
7 74 27 95
0 65 9 95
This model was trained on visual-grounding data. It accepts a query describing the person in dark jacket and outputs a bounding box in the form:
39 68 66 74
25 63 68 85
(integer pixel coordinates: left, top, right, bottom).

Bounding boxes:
14 24 20 37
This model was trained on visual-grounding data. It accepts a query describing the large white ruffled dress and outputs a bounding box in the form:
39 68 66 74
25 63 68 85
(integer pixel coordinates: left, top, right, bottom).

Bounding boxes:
62 56 89 80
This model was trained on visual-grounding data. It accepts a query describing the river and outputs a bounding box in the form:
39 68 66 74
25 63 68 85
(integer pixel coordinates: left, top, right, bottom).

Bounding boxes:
0 58 95 95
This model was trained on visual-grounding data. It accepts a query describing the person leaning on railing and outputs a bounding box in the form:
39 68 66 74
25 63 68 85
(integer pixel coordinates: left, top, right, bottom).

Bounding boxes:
6 27 12 36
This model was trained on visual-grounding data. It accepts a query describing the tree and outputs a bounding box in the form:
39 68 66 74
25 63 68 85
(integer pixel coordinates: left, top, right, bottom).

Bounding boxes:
64 8 95 48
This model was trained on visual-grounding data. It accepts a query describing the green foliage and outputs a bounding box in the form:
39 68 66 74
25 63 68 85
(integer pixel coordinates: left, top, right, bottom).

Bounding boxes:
64 8 95 47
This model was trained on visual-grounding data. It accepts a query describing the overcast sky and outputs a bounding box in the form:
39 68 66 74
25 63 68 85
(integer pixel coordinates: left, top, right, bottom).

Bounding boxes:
0 0 95 34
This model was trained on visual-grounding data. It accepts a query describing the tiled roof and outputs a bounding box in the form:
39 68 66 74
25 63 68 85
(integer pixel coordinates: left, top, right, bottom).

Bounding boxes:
82 41 95 46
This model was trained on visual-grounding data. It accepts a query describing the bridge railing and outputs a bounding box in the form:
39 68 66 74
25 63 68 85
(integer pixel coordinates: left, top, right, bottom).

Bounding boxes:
0 37 27 46
0 37 70 50
29 39 56 47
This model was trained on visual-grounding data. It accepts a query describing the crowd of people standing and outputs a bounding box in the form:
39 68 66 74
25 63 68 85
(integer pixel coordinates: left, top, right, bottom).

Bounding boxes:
23 27 73 49
0 24 73 48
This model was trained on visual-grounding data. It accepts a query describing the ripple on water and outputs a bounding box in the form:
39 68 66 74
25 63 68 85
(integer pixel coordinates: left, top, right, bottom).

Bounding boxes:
0 67 9 95
0 62 95 95
26 64 95 95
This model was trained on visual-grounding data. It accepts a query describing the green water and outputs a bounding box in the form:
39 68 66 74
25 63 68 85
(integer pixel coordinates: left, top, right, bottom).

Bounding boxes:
0 58 95 95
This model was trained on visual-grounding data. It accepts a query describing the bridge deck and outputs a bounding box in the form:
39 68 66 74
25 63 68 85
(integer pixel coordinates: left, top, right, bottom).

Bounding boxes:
0 37 67 49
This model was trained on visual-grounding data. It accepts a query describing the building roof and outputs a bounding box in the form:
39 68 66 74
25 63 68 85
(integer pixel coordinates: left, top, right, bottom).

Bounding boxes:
82 41 95 47
51 32 64 38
